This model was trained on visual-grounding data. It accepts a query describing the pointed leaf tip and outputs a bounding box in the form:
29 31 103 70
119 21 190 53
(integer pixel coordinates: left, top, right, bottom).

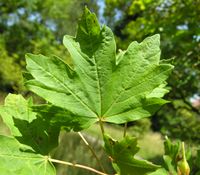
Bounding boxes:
77 7 100 38
84 6 90 14
154 34 160 39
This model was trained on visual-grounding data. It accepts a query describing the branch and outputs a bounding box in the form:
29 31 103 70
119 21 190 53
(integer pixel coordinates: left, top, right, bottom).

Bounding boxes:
49 158 110 175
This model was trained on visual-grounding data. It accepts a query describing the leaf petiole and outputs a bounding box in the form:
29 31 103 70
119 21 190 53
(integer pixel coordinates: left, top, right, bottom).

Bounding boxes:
123 123 127 137
99 118 105 135
78 132 106 172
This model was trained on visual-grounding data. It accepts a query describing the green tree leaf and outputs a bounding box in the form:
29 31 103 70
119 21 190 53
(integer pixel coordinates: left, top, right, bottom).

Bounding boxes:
104 134 160 175
148 168 168 175
25 8 173 128
0 94 60 154
0 94 37 137
0 135 55 175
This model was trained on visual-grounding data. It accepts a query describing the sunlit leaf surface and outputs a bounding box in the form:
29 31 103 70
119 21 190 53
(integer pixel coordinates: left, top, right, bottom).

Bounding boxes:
25 8 173 129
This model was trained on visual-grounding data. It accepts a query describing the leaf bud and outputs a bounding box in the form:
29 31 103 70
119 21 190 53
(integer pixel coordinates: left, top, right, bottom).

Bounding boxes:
177 142 190 175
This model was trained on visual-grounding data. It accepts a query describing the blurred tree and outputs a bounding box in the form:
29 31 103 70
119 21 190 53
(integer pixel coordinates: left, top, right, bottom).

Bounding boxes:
103 0 200 144
0 0 98 92
0 38 22 92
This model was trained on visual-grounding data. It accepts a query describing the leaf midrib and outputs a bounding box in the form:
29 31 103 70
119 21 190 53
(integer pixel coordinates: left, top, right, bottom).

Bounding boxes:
91 44 102 118
0 154 43 159
84 26 102 118
117 160 158 169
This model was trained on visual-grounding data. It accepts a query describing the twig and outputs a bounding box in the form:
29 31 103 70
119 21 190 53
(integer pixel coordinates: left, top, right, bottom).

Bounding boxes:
49 158 109 175
78 132 106 173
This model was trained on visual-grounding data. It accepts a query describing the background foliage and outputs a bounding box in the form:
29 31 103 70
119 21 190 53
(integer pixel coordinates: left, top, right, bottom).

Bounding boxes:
0 0 98 92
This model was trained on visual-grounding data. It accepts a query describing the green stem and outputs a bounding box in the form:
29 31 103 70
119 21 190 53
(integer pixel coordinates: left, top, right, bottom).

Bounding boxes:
78 132 106 173
182 142 186 161
123 123 127 137
99 118 105 135
49 158 109 175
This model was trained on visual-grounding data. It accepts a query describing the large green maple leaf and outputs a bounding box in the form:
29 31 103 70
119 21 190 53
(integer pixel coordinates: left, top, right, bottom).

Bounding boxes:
25 8 173 128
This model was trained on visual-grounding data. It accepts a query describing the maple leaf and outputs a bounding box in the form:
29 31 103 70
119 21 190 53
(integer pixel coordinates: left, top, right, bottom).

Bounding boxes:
25 7 173 129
